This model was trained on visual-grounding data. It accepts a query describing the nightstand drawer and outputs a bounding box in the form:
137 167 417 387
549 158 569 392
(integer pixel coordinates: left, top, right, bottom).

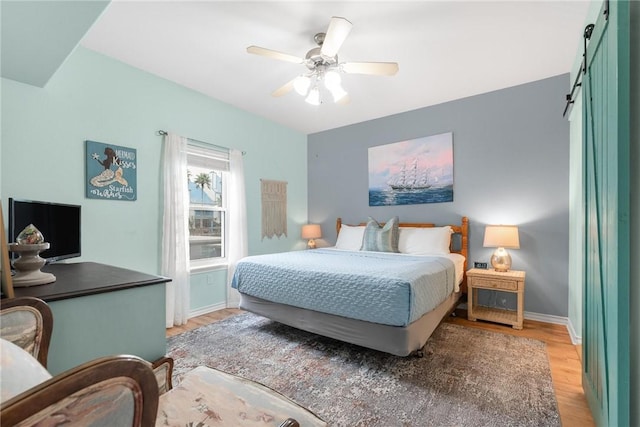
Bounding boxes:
472 277 518 291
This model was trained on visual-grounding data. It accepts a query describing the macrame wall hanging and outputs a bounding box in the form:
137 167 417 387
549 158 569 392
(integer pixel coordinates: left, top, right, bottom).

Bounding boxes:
261 179 288 240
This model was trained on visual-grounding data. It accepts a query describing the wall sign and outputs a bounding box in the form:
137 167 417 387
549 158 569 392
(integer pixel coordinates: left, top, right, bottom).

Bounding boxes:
368 132 454 206
85 140 137 201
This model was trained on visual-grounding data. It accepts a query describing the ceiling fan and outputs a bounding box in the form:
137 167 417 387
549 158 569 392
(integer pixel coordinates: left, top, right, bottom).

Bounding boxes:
247 16 399 105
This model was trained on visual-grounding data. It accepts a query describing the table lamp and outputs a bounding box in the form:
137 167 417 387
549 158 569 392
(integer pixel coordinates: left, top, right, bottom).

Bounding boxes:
483 225 520 272
301 224 322 249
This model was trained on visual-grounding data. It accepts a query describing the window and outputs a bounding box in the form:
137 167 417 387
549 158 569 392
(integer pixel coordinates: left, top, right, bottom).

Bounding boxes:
187 144 229 268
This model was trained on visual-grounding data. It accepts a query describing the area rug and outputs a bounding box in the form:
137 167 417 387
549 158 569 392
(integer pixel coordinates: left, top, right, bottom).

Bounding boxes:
167 313 559 427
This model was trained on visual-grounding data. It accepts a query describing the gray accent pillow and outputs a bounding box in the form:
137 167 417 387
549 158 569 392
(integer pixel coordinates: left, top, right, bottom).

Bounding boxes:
360 216 400 252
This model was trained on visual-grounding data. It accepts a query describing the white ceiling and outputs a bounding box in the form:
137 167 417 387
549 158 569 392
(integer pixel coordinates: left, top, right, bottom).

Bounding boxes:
80 1 591 135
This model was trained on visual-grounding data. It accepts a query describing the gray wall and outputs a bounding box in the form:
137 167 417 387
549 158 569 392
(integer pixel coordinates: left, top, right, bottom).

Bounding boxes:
308 75 570 317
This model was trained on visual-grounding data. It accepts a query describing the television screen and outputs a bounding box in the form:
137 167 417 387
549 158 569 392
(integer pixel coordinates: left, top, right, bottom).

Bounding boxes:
8 198 81 263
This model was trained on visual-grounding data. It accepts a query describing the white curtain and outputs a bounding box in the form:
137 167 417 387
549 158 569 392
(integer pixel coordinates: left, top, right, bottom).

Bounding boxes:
161 132 191 327
226 148 248 307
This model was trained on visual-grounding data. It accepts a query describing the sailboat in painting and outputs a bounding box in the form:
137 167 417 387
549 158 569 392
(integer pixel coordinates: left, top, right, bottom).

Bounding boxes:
387 159 431 191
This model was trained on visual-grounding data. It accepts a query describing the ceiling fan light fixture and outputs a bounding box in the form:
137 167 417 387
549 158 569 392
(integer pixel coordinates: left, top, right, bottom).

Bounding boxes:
324 70 347 103
330 86 348 103
305 86 321 105
248 16 397 106
293 75 311 96
323 70 341 90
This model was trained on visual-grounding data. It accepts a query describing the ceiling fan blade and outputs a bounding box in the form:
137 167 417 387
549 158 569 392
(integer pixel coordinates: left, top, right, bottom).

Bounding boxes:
342 62 399 76
271 78 296 97
320 17 353 58
247 46 304 64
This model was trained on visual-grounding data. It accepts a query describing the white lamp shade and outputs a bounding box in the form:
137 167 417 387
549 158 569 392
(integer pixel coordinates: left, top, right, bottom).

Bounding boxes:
293 75 311 96
324 70 341 90
305 87 321 105
301 224 322 239
483 225 520 249
330 85 348 102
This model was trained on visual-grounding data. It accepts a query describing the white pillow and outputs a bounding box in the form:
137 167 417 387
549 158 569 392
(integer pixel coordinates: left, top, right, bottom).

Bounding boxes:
335 225 366 251
398 226 453 255
0 338 52 403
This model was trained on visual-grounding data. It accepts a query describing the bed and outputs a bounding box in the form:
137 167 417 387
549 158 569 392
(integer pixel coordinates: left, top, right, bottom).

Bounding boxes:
232 216 468 357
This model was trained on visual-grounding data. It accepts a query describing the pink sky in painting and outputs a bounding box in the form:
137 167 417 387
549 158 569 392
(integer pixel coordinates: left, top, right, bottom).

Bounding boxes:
368 132 454 189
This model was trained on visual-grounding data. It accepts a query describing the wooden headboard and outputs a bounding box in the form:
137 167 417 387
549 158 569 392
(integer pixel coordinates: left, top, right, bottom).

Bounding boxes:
336 216 469 292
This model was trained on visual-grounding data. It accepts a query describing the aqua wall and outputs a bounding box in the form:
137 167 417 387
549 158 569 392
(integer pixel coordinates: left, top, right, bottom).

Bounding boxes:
1 47 307 310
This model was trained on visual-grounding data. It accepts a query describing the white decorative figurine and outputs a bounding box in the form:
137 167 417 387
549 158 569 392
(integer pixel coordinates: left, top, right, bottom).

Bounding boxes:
8 224 56 286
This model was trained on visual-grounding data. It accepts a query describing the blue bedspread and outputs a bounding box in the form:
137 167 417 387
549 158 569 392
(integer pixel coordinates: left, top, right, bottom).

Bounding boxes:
231 249 456 327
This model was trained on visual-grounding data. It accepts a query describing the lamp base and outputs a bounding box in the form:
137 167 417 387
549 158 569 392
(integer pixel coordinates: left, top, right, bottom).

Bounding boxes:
490 247 512 272
307 239 317 249
8 243 57 287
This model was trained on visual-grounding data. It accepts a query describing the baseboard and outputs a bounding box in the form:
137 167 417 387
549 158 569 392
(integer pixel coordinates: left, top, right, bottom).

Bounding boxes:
524 311 583 345
566 318 582 345
523 310 567 325
189 302 227 319
458 303 581 345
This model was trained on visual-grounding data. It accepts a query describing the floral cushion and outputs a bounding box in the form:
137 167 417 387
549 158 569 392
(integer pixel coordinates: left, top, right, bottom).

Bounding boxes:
0 308 42 359
156 366 326 426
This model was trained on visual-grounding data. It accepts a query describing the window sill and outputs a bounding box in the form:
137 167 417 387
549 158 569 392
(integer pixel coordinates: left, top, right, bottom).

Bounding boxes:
190 263 228 274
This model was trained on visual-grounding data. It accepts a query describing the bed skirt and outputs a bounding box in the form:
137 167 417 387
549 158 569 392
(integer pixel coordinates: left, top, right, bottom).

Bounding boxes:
239 291 461 357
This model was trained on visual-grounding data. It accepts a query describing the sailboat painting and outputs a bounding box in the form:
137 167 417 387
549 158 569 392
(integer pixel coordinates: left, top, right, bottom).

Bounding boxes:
368 132 453 206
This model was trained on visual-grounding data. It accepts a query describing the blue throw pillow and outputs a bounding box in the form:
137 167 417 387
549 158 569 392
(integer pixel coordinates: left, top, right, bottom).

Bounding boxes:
360 216 400 252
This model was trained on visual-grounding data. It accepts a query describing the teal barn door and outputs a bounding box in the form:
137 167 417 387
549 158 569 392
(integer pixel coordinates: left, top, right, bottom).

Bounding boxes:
582 1 631 426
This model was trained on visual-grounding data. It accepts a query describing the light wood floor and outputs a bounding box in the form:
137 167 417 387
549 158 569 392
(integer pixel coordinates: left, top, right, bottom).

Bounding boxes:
167 308 594 427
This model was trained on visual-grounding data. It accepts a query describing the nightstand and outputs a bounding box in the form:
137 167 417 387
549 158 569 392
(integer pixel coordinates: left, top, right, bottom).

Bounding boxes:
466 268 525 329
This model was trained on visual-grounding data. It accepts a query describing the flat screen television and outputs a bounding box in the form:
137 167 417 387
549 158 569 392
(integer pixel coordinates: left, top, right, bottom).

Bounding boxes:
8 198 81 263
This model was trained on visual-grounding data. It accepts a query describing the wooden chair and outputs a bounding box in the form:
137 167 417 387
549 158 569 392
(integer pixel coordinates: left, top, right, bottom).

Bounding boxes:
151 355 174 394
0 296 53 368
0 354 159 427
0 349 314 427
0 297 317 427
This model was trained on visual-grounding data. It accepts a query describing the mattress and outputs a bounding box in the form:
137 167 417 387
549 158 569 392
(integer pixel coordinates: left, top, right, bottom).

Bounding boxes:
231 249 462 327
